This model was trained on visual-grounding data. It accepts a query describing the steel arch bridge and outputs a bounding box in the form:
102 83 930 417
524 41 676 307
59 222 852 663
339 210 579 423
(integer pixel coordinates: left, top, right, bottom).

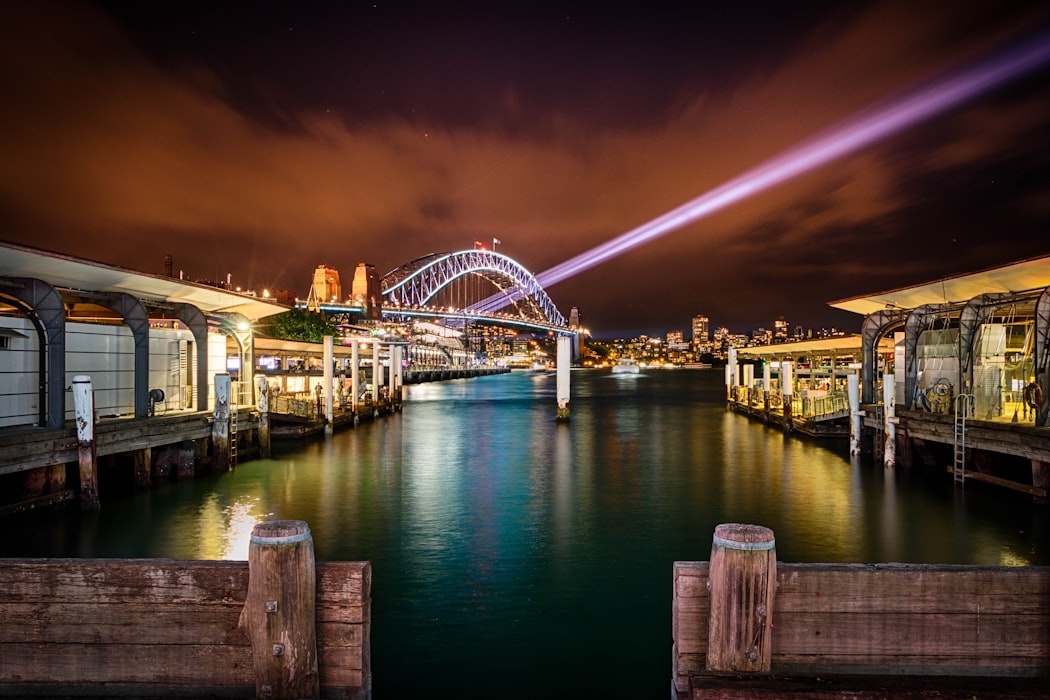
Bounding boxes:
381 250 567 328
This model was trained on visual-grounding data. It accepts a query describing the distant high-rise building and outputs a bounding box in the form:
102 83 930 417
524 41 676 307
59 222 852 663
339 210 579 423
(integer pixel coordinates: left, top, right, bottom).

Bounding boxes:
691 315 710 347
774 316 789 343
311 264 342 304
666 330 683 345
352 263 382 321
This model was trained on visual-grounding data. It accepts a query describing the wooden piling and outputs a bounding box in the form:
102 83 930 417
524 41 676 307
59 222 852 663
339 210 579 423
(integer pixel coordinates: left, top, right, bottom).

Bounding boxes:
212 373 232 472
257 376 271 459
72 375 99 509
133 446 152 488
706 523 776 674
239 520 320 700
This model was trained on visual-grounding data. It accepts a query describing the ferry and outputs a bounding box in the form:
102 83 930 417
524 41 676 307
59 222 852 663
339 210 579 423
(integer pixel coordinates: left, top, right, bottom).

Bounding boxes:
611 358 641 375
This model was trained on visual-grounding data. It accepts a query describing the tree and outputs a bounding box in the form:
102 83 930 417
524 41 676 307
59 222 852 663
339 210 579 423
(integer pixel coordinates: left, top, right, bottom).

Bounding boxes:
257 309 338 343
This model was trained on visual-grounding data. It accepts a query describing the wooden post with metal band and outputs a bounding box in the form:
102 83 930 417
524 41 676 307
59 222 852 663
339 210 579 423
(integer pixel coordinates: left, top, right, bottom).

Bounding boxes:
706 523 776 673
240 520 320 699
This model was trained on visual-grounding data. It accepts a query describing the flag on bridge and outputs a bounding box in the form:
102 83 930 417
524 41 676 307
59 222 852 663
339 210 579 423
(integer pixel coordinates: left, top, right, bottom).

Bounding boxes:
474 240 485 250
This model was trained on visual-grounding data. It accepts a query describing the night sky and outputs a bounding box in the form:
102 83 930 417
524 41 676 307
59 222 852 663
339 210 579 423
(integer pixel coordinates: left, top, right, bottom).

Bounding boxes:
2 1 1049 337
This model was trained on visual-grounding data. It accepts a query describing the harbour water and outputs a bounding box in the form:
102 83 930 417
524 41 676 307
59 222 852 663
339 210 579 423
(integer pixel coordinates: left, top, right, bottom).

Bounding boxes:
3 369 1047 698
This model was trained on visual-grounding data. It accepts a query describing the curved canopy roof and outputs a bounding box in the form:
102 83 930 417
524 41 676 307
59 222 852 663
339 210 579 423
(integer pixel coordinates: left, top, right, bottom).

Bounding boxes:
828 253 1050 316
0 241 288 321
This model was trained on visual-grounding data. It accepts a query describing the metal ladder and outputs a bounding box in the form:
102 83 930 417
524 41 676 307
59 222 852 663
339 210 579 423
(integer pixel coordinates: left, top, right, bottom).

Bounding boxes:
953 394 974 483
229 404 238 466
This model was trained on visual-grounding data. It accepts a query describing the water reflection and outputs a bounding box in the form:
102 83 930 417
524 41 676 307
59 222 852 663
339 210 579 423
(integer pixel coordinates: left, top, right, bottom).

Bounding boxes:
2 369 1046 699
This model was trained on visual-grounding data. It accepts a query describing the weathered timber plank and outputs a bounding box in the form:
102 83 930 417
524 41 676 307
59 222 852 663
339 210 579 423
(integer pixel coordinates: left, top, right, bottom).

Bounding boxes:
0 603 248 645
775 564 1050 615
0 559 249 603
0 643 255 686
772 611 1048 659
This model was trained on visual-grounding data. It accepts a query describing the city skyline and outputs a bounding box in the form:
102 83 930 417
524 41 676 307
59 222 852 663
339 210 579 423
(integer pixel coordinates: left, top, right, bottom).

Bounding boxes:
2 2 1049 335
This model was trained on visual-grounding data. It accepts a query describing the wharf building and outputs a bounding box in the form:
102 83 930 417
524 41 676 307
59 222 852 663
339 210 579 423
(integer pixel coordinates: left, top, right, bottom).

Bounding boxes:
725 253 1050 500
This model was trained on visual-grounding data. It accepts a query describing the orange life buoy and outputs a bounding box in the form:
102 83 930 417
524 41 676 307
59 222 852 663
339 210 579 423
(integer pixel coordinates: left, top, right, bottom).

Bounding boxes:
1024 382 1044 408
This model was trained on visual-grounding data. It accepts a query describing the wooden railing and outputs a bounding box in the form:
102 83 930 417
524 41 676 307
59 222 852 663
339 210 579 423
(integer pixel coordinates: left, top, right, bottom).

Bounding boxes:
0 521 370 699
674 524 1050 698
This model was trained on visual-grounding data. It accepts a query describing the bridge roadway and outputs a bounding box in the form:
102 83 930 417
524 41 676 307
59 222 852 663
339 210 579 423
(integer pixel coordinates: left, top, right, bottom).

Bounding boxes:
302 301 572 336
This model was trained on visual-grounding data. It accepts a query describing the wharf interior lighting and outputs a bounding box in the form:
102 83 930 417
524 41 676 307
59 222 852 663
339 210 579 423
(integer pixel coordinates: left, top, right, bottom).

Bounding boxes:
472 27 1050 314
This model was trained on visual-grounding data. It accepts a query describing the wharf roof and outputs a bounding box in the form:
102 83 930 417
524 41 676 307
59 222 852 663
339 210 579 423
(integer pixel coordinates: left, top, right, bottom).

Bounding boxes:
736 334 893 359
0 241 288 321
828 253 1050 316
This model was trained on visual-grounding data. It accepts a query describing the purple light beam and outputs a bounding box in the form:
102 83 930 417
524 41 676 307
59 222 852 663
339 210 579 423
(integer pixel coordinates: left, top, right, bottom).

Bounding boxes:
471 27 1050 315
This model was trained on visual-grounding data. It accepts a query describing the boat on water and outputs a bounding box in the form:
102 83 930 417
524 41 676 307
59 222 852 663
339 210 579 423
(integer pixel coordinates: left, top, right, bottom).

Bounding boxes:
611 358 641 375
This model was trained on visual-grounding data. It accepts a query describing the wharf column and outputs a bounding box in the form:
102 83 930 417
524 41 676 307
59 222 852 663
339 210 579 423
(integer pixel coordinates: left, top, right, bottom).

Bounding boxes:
256 376 271 459
556 334 571 422
762 362 772 414
847 373 861 456
212 373 232 472
388 344 397 399
351 340 360 416
372 341 381 395
744 364 755 408
728 347 739 401
781 361 794 433
883 373 897 467
323 335 334 437
72 375 99 510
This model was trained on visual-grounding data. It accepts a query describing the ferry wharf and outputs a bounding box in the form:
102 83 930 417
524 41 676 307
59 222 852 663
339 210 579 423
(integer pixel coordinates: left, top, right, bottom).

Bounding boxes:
0 242 409 515
725 253 1050 501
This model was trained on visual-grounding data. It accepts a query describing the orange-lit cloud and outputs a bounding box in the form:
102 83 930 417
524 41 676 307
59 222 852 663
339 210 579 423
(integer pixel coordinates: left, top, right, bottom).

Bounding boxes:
1 1 1047 332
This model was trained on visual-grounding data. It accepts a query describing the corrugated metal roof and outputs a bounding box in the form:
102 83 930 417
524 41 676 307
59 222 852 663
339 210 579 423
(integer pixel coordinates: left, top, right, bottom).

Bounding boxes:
0 241 289 321
828 253 1050 316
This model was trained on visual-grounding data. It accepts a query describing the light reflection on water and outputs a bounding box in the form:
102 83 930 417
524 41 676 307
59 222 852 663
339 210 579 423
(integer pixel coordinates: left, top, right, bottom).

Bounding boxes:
1 369 1046 698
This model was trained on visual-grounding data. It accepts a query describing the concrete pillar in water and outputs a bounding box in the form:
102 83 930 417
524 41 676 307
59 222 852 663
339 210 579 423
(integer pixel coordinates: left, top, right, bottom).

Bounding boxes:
387 344 397 402
707 523 776 673
556 334 571 422
212 373 232 471
72 375 99 509
744 364 755 407
724 365 733 401
324 335 334 436
256 375 271 458
351 340 360 414
883 372 896 467
848 373 861 456
239 520 320 699
781 361 794 432
727 347 738 401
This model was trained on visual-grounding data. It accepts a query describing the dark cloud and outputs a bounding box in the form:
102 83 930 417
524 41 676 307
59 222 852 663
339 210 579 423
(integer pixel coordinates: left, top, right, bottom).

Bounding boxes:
1 1 1048 335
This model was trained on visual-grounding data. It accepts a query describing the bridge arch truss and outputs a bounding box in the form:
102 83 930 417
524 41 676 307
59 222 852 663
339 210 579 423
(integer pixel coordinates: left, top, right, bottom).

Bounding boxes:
381 250 566 327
